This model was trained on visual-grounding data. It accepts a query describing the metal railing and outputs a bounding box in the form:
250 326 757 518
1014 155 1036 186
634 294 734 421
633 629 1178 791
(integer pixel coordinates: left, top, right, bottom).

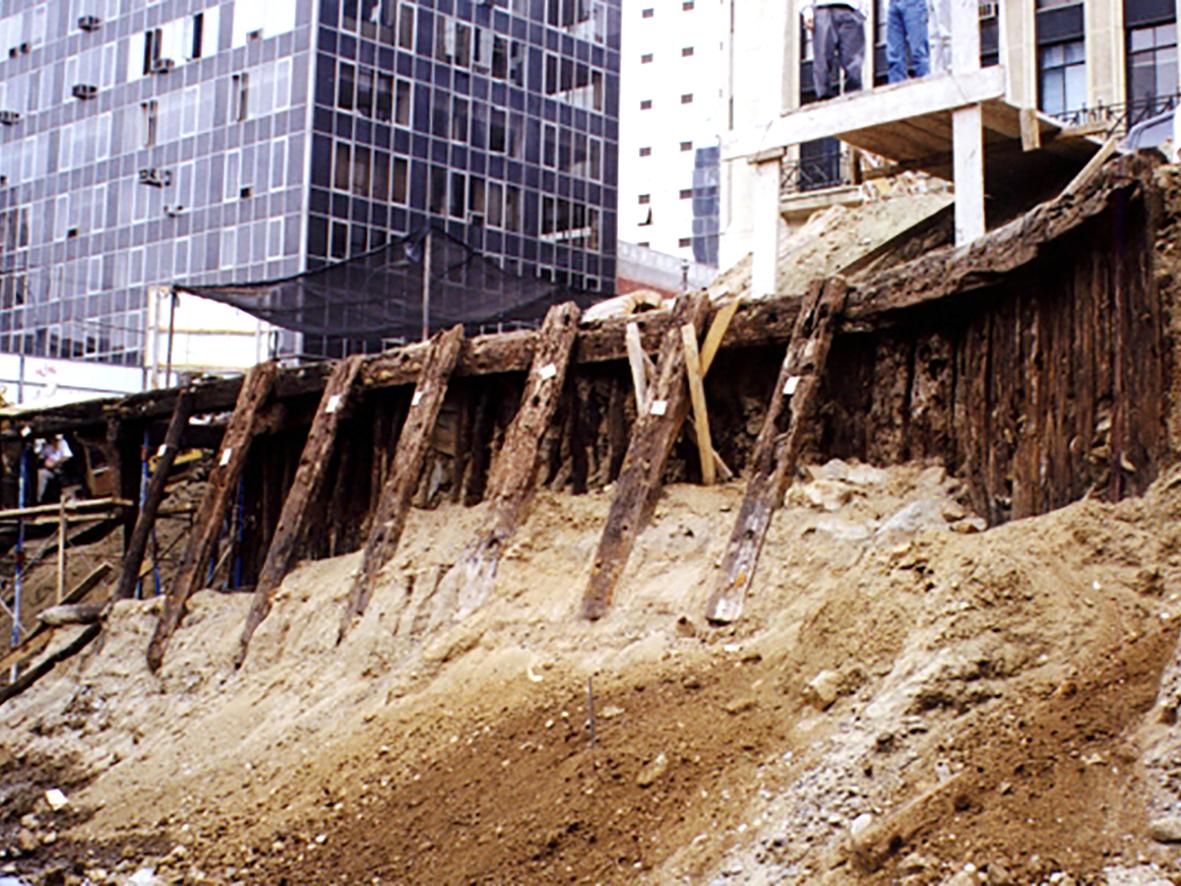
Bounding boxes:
1047 93 1181 135
780 148 851 196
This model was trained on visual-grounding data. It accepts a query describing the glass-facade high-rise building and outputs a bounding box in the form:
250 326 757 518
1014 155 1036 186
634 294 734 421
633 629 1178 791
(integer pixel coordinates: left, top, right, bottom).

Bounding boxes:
0 0 620 365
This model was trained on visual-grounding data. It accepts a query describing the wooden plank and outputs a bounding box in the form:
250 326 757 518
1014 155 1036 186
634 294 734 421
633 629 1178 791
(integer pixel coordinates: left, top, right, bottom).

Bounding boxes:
113 389 195 601
0 624 101 707
147 362 278 672
625 321 651 412
704 279 847 624
581 293 711 620
0 562 112 676
451 303 582 617
681 324 716 486
338 325 465 638
0 497 133 521
236 355 365 665
1061 133 1119 198
699 297 741 376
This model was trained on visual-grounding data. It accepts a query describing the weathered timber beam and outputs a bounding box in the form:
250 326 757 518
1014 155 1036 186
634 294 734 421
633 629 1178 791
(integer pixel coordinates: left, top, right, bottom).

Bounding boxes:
339 325 465 639
452 303 582 618
236 355 366 665
581 293 712 620
112 389 195 602
0 624 101 707
0 300 804 439
846 154 1155 320
704 279 848 625
147 362 278 672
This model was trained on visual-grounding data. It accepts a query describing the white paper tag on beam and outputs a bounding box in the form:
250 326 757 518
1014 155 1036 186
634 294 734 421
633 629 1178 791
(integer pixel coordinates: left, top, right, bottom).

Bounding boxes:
538 362 558 380
325 394 343 414
650 399 668 417
219 447 233 467
157 444 169 458
411 390 423 407
783 375 801 396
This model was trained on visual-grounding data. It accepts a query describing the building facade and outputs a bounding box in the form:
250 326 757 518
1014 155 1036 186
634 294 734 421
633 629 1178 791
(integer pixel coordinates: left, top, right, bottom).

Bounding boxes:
616 0 724 267
720 0 1181 268
0 0 620 367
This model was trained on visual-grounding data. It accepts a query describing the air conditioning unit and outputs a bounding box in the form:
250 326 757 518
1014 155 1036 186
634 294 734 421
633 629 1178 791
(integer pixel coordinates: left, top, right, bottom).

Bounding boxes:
247 28 264 41
138 167 172 187
71 83 97 100
78 14 101 31
164 204 185 217
0 110 21 125
979 1 998 17
18 42 29 54
150 57 175 74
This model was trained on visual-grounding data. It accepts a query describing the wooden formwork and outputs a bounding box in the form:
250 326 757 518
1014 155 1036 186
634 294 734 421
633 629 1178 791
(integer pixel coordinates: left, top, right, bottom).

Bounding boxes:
0 154 1173 683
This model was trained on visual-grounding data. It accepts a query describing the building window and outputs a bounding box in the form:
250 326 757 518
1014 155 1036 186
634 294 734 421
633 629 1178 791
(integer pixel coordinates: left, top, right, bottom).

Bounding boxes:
678 237 691 247
231 72 249 122
641 7 654 17
681 46 694 57
679 188 692 199
638 194 650 204
1038 40 1085 119
680 93 693 104
640 99 652 109
641 53 653 63
682 1 694 9
680 141 692 151
639 146 652 156
1128 23 1178 122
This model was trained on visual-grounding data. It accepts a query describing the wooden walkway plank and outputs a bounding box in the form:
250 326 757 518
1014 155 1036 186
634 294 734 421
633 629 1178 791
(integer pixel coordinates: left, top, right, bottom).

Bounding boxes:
236 355 366 665
581 293 711 621
704 279 847 625
339 325 465 638
452 303 582 617
147 362 278 672
113 389 195 602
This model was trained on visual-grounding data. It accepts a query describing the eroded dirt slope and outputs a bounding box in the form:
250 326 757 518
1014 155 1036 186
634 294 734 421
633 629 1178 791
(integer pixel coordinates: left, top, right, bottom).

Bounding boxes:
3 460 1181 885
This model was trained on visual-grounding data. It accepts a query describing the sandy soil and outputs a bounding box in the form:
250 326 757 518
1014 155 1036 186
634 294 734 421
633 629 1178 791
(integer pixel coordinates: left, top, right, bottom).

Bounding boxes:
2 455 1181 885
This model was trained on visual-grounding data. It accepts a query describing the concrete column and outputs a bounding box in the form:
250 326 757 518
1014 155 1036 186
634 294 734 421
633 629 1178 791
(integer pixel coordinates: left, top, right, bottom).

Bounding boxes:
750 157 782 298
951 0 983 245
1086 0 1125 109
999 0 1036 107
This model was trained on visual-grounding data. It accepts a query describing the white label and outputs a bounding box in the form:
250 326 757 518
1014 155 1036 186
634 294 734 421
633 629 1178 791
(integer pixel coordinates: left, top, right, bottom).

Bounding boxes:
219 447 232 467
325 394 343 414
411 390 423 407
538 362 558 380
650 399 668 416
157 444 169 458
783 375 801 396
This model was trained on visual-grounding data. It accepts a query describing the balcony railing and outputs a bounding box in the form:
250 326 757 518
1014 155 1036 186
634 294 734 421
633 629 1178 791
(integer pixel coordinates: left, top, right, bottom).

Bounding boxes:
1045 93 1181 134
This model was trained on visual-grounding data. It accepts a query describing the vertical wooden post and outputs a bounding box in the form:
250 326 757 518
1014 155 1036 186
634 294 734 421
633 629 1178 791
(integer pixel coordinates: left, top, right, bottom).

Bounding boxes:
450 303 582 617
680 324 716 486
581 294 710 620
55 498 66 605
236 355 365 665
704 279 846 624
113 390 195 602
339 325 465 639
147 364 277 672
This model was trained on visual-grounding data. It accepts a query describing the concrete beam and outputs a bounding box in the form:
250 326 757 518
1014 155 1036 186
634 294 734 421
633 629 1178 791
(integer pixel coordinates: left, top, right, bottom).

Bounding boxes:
724 66 1005 161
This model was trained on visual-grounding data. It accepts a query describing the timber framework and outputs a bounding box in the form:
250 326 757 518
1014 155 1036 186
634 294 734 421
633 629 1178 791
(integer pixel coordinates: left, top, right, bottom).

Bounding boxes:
0 153 1175 684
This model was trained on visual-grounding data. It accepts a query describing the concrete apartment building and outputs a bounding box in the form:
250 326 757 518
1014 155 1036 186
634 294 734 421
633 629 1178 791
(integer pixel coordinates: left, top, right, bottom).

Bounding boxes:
0 0 621 369
616 0 723 267
721 0 1180 269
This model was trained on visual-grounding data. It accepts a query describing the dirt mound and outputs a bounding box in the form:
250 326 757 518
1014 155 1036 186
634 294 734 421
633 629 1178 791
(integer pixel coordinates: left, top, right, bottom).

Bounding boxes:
3 460 1181 884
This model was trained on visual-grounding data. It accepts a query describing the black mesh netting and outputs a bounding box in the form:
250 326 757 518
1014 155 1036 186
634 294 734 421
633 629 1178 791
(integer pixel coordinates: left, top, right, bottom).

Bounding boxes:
176 226 606 355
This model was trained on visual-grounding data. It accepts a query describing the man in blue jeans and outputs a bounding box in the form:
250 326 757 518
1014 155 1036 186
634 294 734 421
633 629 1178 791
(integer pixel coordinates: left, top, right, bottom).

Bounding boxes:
801 0 867 100
887 0 930 83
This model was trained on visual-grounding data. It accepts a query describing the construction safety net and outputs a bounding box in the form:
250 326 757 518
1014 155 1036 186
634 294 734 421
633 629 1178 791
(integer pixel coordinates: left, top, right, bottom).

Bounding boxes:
176 227 604 356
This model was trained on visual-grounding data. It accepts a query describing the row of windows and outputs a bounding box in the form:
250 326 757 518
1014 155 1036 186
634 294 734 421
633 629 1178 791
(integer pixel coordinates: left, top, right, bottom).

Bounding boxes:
639 47 694 63
326 0 610 44
434 15 526 86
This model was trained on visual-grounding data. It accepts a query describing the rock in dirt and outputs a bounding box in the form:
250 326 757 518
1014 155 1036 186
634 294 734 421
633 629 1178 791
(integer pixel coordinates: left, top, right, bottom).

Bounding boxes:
875 499 954 543
1102 864 1174 885
1146 815 1181 843
43 789 68 811
723 697 756 715
126 869 163 886
847 813 874 852
15 829 37 854
803 670 841 710
944 869 979 886
636 752 669 788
